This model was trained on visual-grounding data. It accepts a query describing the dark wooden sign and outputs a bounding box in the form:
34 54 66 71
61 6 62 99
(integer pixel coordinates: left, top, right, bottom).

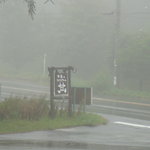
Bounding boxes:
48 66 74 116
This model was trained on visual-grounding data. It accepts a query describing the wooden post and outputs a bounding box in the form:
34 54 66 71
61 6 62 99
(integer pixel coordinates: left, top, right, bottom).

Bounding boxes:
48 67 55 118
68 67 72 116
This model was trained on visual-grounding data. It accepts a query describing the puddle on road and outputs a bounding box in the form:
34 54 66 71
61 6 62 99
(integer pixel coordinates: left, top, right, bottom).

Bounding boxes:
0 140 150 150
0 146 84 150
0 140 88 150
0 146 86 150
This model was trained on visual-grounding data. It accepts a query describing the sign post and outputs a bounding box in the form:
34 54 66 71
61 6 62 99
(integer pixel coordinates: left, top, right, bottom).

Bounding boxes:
48 66 74 117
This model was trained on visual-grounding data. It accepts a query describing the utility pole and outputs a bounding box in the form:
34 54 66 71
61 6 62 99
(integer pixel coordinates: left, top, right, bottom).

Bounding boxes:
113 0 121 87
43 53 47 77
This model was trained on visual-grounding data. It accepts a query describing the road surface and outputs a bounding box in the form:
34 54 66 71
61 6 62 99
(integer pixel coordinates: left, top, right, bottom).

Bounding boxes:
0 114 150 150
0 79 150 149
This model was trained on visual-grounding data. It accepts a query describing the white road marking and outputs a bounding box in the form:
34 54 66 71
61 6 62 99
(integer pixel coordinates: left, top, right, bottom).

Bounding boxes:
114 121 150 129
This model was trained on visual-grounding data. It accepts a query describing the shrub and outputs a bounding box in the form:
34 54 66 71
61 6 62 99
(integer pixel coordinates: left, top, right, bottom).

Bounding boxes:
0 97 49 120
0 97 21 120
19 97 49 120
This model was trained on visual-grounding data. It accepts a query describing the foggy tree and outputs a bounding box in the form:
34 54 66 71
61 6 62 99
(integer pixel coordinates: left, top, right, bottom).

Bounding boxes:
118 33 150 91
0 0 54 19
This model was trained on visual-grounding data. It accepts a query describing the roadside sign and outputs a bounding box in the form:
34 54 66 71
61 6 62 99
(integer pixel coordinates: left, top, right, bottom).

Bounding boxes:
48 66 74 99
48 66 74 116
54 71 69 97
71 87 92 105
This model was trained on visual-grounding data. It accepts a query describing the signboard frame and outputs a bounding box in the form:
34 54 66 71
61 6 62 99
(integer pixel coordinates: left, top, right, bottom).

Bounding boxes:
48 66 74 116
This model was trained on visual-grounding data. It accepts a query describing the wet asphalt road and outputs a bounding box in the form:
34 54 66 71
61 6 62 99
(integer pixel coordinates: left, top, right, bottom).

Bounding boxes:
0 79 150 149
0 114 150 150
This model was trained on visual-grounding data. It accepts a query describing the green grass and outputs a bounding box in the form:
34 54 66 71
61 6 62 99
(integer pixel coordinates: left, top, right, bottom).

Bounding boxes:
0 113 107 134
0 97 107 134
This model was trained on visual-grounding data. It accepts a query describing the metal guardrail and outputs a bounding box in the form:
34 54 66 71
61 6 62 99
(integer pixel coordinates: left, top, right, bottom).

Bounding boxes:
0 85 50 101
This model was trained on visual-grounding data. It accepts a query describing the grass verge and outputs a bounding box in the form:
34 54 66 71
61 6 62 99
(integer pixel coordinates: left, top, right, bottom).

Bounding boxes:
98 88 150 102
0 113 107 134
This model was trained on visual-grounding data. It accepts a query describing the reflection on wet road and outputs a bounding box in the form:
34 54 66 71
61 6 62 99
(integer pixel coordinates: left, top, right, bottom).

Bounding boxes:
0 146 84 150
0 114 150 150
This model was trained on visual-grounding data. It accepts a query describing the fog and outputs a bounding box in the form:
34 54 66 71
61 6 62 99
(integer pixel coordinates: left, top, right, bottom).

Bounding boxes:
0 0 150 91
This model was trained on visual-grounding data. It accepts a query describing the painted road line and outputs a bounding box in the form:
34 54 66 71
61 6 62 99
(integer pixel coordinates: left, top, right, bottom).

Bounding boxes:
93 97 150 107
114 121 150 129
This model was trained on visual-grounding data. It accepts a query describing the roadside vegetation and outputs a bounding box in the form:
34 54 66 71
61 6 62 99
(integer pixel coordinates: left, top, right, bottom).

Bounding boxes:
73 75 150 102
0 97 107 134
91 80 150 102
90 72 150 102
